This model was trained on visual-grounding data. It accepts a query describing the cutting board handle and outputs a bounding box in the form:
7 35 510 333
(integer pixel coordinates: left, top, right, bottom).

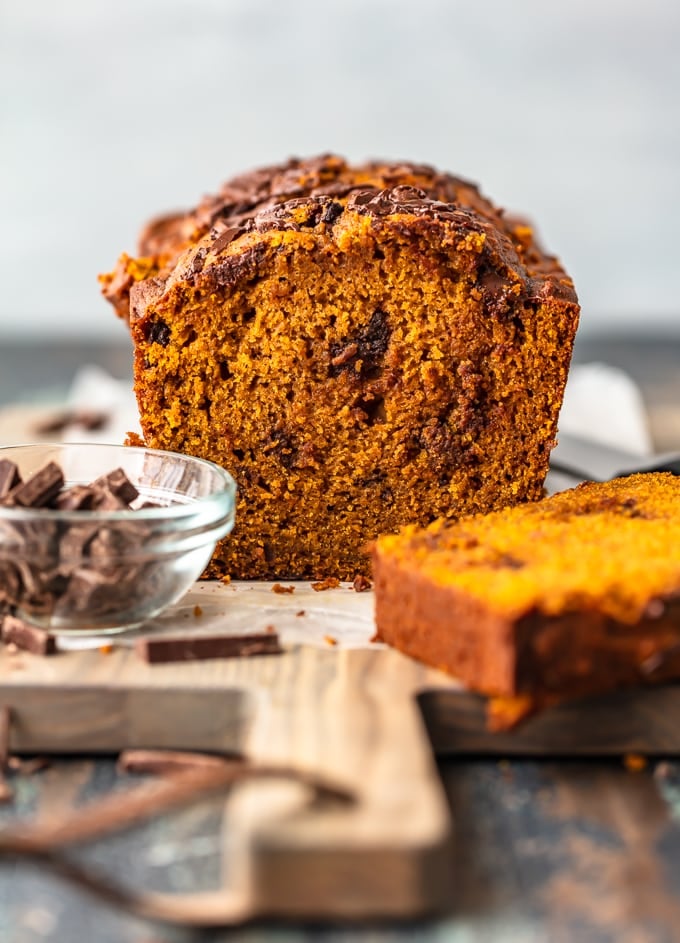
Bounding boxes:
0 756 354 927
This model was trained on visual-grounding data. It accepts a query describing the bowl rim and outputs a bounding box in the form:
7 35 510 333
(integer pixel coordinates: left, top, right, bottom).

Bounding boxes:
0 441 237 523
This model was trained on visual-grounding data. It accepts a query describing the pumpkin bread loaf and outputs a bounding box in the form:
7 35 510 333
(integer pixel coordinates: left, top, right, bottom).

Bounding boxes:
373 473 680 724
102 156 579 579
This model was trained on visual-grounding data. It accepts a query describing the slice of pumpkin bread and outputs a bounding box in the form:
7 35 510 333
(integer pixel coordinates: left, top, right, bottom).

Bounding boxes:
373 473 680 720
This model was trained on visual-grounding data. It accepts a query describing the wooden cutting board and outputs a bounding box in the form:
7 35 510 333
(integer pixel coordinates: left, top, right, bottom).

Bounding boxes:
2 581 680 922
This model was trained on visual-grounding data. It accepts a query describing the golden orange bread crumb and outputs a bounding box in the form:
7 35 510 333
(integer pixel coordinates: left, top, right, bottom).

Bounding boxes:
104 155 579 580
311 577 341 592
487 694 538 731
623 753 648 773
373 473 680 716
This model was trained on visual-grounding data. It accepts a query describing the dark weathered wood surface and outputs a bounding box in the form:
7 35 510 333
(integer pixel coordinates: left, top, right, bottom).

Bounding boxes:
1 336 680 942
3 757 680 942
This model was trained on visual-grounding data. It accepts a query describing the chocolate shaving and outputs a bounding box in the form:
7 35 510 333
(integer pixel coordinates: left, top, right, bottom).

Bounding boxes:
211 227 242 255
134 631 283 664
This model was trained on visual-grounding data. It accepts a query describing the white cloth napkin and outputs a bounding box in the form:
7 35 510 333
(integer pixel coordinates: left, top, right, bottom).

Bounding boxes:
558 361 652 455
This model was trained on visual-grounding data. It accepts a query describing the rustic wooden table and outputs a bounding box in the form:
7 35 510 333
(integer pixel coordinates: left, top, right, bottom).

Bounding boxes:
1 335 679 943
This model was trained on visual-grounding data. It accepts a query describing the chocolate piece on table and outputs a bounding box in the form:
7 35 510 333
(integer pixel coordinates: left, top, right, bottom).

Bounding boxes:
0 461 21 499
1 614 57 656
135 632 283 664
91 468 139 505
7 462 64 508
34 410 108 434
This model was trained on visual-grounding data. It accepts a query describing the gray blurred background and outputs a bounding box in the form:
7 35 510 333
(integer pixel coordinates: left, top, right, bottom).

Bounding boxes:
1 0 679 340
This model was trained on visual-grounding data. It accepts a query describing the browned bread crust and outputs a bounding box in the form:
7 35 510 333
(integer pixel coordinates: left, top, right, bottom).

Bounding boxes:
100 154 567 323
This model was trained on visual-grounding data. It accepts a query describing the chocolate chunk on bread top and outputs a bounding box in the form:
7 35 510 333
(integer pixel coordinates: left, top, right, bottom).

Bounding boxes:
102 155 579 580
373 473 680 723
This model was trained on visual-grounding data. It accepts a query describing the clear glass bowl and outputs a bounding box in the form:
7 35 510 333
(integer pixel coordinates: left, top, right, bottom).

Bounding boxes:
0 443 236 635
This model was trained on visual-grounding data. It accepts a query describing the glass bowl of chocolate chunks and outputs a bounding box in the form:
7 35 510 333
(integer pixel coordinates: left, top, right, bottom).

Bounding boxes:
0 443 236 634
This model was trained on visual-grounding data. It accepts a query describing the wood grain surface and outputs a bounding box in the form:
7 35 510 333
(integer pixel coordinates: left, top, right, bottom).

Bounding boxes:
4 596 680 923
0 635 454 920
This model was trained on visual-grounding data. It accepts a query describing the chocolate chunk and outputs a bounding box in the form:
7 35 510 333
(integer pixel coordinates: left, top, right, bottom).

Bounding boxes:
329 309 390 379
0 461 21 499
350 189 378 206
59 523 101 562
1 614 57 655
6 462 64 508
135 632 283 664
54 485 97 511
320 200 344 225
34 411 108 435
90 489 129 511
211 227 242 255
91 469 139 505
88 523 149 559
147 319 171 347
185 246 208 278
54 567 125 617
